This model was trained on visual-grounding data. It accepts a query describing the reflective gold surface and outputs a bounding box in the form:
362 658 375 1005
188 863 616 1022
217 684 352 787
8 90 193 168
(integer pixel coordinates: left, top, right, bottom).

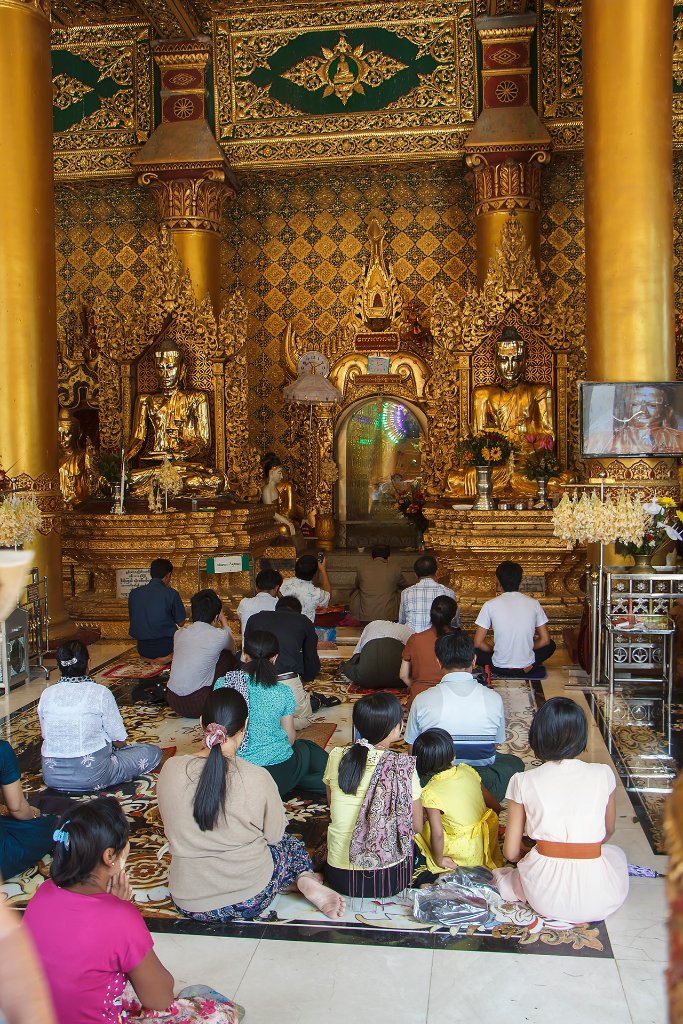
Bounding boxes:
584 0 675 381
0 0 69 627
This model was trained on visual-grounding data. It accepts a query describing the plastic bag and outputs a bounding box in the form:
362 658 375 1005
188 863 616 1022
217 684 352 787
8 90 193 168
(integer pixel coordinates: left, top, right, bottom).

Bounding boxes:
412 866 501 927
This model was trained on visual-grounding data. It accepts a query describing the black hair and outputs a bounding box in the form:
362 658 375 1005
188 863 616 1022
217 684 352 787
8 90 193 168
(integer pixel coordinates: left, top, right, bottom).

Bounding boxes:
430 595 458 637
50 796 129 889
413 728 455 786
414 554 437 578
528 696 588 762
496 560 523 592
261 451 283 481
56 639 89 677
190 588 222 624
256 568 283 592
276 595 302 613
372 545 391 560
242 629 279 687
150 558 173 579
434 629 475 670
193 689 249 832
295 554 318 581
338 692 403 795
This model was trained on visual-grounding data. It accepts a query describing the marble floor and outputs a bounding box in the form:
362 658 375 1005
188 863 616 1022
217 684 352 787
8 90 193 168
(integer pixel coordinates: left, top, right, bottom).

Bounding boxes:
7 641 668 1023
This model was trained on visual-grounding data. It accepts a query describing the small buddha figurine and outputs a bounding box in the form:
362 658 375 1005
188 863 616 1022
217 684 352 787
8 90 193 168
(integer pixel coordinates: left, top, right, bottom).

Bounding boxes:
261 453 296 536
58 408 92 507
126 336 226 496
448 327 573 498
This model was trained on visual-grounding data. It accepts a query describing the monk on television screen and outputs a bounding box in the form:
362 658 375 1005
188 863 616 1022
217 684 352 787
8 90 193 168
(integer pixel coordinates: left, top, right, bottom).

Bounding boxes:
580 382 683 458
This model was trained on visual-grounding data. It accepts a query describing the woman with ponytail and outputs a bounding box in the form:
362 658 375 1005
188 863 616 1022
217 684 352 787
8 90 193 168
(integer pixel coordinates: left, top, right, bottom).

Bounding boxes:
323 693 423 899
215 630 328 797
157 689 344 922
400 595 458 705
24 796 244 1023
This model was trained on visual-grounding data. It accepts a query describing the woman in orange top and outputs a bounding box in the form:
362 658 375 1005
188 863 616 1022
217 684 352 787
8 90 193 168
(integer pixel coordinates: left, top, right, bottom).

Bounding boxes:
400 595 457 706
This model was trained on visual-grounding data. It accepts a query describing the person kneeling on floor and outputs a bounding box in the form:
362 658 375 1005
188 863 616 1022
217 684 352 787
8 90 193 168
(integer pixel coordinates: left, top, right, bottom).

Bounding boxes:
473 560 556 679
405 629 524 803
128 558 186 663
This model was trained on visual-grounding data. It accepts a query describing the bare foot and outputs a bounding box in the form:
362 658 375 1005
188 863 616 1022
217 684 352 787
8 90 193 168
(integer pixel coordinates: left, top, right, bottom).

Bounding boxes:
297 872 346 919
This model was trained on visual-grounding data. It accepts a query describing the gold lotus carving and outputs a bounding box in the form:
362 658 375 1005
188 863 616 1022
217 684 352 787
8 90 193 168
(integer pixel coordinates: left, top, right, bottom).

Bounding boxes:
281 33 408 105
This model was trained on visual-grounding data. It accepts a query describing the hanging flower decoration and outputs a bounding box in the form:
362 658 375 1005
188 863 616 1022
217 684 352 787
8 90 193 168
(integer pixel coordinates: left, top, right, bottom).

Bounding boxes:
552 491 683 552
0 493 43 548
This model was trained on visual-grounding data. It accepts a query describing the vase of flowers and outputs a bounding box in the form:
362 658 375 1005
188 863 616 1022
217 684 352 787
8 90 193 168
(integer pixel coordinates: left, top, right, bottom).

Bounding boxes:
522 434 561 509
455 429 518 511
614 496 683 569
394 480 429 546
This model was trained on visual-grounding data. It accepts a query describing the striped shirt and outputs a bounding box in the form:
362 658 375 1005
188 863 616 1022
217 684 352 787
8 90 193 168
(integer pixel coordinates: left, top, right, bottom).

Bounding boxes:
398 578 459 633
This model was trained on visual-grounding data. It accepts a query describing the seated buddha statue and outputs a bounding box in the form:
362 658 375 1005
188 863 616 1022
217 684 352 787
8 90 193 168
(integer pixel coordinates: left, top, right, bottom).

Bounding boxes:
58 408 92 507
126 337 226 496
261 453 297 536
448 327 572 499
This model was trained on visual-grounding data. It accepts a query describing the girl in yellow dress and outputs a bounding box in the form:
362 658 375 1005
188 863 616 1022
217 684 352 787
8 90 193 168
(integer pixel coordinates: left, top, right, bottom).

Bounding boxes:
413 729 503 873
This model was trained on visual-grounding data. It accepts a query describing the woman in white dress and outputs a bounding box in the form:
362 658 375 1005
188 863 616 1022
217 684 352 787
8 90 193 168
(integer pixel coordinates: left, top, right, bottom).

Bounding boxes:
494 697 628 924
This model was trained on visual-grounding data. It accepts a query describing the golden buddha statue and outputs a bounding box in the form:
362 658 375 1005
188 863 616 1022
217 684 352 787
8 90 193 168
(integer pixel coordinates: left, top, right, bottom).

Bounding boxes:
261 453 297 536
126 337 226 496
448 327 570 498
58 408 92 507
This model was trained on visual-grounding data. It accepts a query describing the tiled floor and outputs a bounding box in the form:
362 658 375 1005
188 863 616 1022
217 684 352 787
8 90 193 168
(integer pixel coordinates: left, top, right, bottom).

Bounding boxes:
8 641 668 1023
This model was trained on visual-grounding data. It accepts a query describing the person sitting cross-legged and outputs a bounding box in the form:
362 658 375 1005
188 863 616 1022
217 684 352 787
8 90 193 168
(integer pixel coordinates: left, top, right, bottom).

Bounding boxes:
279 554 331 623
0 739 58 881
237 568 282 645
165 588 238 719
348 545 408 623
404 629 524 803
340 619 414 691
474 560 556 678
127 558 186 663
400 595 457 706
245 595 319 730
398 554 459 633
38 641 162 793
158 688 344 923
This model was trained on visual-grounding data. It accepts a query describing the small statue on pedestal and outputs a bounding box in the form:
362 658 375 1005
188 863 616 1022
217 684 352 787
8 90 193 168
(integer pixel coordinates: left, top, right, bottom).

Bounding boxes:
261 453 297 536
58 408 93 507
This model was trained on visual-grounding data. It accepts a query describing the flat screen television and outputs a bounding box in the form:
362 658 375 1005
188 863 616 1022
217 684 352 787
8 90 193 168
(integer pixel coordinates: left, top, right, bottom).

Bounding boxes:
579 381 683 458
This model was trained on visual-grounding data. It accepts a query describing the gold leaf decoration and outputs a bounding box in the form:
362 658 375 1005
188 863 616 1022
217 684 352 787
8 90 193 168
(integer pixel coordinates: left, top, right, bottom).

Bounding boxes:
282 33 408 106
53 73 94 110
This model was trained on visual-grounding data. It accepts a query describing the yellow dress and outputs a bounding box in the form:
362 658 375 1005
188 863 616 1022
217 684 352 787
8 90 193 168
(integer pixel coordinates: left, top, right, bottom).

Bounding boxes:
415 764 503 873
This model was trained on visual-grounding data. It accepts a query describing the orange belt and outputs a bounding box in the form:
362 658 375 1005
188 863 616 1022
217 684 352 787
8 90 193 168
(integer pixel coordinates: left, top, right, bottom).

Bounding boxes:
535 840 602 860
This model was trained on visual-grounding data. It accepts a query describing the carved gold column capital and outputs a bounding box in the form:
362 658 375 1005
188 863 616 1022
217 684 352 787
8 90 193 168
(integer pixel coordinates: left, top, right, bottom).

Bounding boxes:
12 473 64 535
0 0 50 20
138 170 235 234
466 150 550 217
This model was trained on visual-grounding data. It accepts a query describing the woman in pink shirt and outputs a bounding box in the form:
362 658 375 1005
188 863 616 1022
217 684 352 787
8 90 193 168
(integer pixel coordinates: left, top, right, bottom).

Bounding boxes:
24 797 243 1024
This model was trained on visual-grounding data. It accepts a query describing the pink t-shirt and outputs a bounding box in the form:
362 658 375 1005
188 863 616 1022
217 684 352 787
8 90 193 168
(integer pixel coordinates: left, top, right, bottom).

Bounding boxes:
24 879 153 1024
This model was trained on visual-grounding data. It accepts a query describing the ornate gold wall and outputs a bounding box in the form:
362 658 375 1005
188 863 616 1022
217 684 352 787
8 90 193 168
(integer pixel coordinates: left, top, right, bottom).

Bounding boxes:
55 151 683 458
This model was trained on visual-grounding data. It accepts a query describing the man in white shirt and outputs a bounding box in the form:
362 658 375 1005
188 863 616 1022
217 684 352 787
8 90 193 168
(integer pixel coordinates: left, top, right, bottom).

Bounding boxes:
340 620 414 690
398 554 459 633
473 560 556 678
280 553 332 622
237 568 282 642
404 629 524 801
166 589 237 718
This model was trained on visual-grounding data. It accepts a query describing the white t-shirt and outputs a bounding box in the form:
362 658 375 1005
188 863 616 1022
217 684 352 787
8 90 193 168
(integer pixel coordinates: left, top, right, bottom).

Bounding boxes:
354 620 414 654
237 592 278 641
475 591 548 669
280 577 330 622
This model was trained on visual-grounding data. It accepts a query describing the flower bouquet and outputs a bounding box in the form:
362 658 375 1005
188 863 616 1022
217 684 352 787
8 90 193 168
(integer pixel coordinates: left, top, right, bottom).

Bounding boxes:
614 496 683 558
454 429 518 467
0 492 43 548
522 433 562 481
552 491 683 555
394 479 430 535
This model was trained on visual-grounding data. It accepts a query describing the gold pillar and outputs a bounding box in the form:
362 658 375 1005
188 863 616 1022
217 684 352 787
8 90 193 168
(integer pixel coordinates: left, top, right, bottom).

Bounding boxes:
0 0 69 628
584 0 674 381
131 39 237 316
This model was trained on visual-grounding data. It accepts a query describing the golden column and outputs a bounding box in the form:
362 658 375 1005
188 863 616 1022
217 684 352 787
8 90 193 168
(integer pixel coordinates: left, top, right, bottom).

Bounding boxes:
465 13 551 286
0 0 69 628
584 0 674 382
131 38 237 315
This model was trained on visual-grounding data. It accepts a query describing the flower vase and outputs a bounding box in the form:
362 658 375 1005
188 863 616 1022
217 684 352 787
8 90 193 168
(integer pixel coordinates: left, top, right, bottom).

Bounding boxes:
472 465 495 511
631 553 653 573
535 476 550 509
